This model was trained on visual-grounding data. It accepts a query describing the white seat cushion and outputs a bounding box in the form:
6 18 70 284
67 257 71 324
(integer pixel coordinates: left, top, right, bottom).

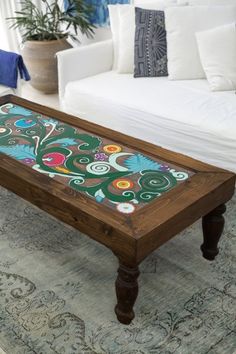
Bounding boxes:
186 0 236 4
63 71 236 172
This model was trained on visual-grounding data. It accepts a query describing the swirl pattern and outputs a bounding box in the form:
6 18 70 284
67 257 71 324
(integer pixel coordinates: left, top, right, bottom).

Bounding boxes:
0 103 191 214
86 161 111 175
139 171 177 193
170 169 189 181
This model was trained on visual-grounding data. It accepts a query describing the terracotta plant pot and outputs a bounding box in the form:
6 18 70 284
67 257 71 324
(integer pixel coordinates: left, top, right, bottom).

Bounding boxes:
22 38 72 94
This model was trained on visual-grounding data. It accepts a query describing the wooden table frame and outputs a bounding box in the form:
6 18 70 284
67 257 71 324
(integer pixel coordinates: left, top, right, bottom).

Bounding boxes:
0 95 235 324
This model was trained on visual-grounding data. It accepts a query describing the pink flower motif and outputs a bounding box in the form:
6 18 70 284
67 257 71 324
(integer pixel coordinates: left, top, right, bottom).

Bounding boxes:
94 152 108 161
42 152 66 167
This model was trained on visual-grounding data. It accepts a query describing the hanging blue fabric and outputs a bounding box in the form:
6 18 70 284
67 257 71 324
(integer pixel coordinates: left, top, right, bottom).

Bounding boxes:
0 50 30 89
64 0 130 26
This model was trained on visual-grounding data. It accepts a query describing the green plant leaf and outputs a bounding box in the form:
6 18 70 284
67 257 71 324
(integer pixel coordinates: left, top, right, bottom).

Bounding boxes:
7 0 95 42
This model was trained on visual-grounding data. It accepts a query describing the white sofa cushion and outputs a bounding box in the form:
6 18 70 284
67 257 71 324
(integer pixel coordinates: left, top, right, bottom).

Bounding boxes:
108 4 128 70
165 6 236 80
196 23 236 92
62 71 236 172
112 2 176 73
179 0 236 4
118 5 135 73
134 0 176 4
117 0 176 73
0 85 16 96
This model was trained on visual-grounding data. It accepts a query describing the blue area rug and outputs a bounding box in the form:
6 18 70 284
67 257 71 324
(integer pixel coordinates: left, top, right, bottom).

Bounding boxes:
0 186 235 353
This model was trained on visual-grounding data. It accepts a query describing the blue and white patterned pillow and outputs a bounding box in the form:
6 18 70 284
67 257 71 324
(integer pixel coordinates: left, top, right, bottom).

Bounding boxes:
134 7 168 77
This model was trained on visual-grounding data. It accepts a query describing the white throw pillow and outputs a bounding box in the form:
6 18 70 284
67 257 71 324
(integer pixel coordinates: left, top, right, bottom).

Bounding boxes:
108 4 129 70
178 0 236 4
117 2 177 73
109 3 165 71
134 0 176 5
117 6 135 73
196 23 236 91
165 6 236 80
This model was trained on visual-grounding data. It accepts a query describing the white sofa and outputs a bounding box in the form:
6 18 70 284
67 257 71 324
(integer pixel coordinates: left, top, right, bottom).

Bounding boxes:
57 39 236 173
0 55 22 96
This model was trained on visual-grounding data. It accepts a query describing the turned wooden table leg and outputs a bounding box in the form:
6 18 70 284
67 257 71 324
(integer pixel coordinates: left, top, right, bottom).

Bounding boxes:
201 204 226 261
115 260 140 325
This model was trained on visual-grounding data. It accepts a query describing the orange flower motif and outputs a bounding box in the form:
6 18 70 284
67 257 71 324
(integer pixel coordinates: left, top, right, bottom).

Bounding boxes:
112 178 134 190
103 144 122 154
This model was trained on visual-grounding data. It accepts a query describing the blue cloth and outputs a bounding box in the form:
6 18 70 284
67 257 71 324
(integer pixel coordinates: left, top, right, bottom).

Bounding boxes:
0 50 30 89
64 0 129 26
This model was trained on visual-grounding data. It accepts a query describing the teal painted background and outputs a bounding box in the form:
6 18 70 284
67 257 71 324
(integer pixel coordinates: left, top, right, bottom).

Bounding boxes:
64 0 130 26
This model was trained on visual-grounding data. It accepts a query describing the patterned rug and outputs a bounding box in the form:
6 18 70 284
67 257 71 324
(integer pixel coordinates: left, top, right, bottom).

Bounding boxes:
0 186 235 354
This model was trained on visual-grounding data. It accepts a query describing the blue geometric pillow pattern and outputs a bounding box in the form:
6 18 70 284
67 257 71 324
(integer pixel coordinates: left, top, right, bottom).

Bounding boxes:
134 7 168 77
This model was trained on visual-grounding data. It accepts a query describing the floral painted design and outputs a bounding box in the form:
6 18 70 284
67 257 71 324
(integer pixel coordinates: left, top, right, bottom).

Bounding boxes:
0 103 192 214
112 178 134 190
103 144 122 154
94 152 108 161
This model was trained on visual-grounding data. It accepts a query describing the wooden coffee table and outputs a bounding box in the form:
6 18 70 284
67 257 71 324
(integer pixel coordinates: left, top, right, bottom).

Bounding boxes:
0 95 235 324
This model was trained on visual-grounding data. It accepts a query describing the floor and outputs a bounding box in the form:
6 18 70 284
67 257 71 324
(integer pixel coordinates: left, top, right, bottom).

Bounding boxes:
0 82 59 354
21 82 60 110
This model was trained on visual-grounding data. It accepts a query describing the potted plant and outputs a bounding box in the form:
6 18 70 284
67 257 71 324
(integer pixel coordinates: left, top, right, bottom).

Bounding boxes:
8 0 95 93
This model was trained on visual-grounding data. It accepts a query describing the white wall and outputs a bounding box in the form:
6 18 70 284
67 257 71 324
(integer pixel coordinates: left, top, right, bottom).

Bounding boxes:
67 26 112 48
82 27 112 44
0 0 20 52
0 20 10 50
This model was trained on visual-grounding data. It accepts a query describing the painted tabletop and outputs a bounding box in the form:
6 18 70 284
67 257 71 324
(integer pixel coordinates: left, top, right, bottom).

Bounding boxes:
0 103 193 214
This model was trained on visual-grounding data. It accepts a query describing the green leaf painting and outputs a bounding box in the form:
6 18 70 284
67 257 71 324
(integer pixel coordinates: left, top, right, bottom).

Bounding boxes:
0 103 190 214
